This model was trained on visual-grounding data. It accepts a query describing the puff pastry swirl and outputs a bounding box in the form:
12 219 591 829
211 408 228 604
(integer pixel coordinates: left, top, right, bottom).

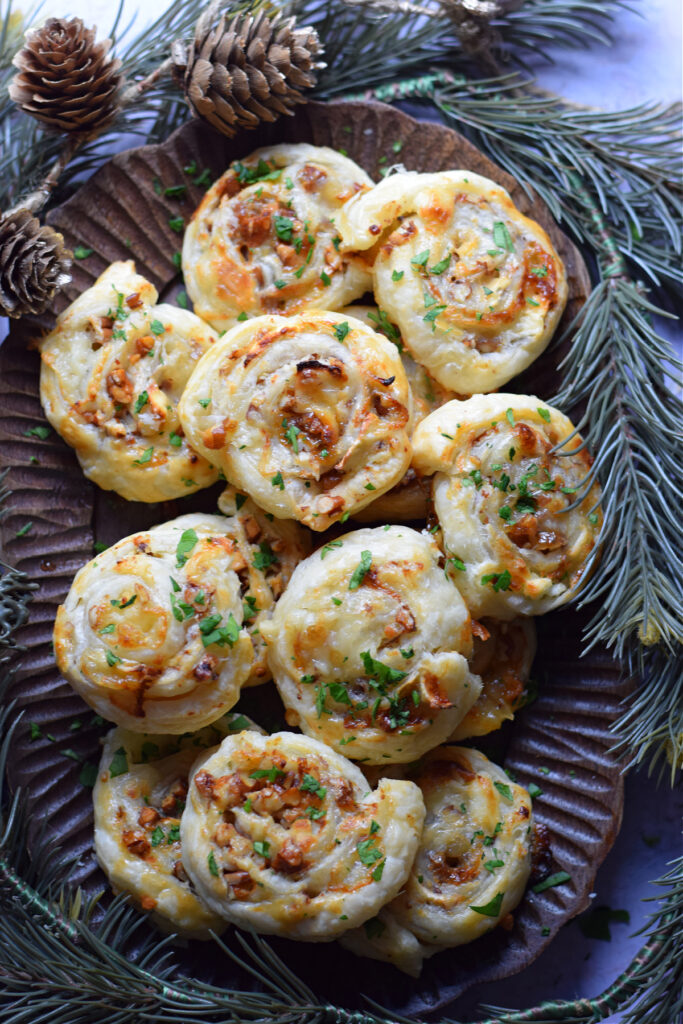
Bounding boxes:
341 746 534 974
54 514 256 732
39 261 219 502
260 526 481 763
182 144 373 333
93 713 261 936
412 394 602 618
180 730 425 939
179 312 413 530
337 171 567 393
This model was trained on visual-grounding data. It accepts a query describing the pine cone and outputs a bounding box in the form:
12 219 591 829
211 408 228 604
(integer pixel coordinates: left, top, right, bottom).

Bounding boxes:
0 209 72 318
9 17 122 135
172 7 324 137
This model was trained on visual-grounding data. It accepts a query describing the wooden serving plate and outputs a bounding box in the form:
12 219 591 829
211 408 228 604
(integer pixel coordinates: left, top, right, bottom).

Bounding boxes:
0 100 628 1018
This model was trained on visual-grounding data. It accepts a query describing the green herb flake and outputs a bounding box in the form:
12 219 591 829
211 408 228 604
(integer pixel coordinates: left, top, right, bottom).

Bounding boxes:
526 297 540 307
133 446 154 466
250 767 285 783
73 246 93 259
253 542 278 570
207 850 219 876
481 569 512 592
357 838 383 866
300 774 327 800
105 650 121 667
348 550 372 590
505 408 515 426
24 425 50 440
360 651 408 687
271 471 285 490
429 254 451 275
133 391 149 415
168 216 184 233
484 859 505 873
528 782 543 799
493 221 514 252
391 269 404 281
411 249 430 269
176 528 198 568
150 319 166 336
253 840 270 857
320 271 332 287
15 521 33 538
176 290 189 309
470 891 505 917
494 781 513 802
321 540 343 559
169 432 183 448
532 871 571 894
531 266 548 277
423 305 447 330
109 747 128 778
333 321 350 343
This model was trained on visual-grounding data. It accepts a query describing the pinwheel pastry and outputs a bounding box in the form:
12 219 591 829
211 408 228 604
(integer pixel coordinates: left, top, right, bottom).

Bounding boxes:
93 712 262 936
216 485 311 686
451 617 537 740
178 311 413 531
259 526 481 763
54 514 256 733
412 394 602 618
339 304 456 522
336 170 567 394
180 730 425 940
341 746 534 975
181 143 373 333
39 261 219 502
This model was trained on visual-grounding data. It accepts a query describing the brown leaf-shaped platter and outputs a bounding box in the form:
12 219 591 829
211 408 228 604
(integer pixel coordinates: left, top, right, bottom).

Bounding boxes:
0 101 628 1018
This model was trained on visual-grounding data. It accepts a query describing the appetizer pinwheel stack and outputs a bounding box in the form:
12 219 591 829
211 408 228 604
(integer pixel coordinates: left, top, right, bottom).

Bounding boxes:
42 142 603 976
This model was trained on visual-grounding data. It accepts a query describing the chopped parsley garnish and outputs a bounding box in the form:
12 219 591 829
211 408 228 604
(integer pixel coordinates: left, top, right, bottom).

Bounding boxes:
320 270 332 286
528 782 543 799
168 216 184 233
429 254 451 274
391 269 404 281
282 419 302 453
237 311 248 321
250 767 285 783
532 871 571 894
320 540 343 559
172 252 182 270
423 305 447 330
108 747 128 777
207 850 219 876
367 309 401 346
348 550 372 590
493 221 514 252
537 407 551 422
494 781 513 802
271 471 285 490
273 214 294 241
481 569 512 592
73 246 93 259
169 432 182 448
526 297 540 307
334 321 350 342
253 840 270 857
470 891 505 917
133 447 154 465
360 651 407 687
176 291 189 309
364 917 386 940
401 647 414 659
505 408 515 426
499 505 512 521
99 624 115 635
448 555 466 572
133 391 148 414
199 612 240 648
24 425 50 440
300 774 327 800
484 859 505 873
233 158 281 184
410 249 430 269
274 279 286 290
357 838 383 866
175 528 198 567
105 650 121 667
150 319 165 336
150 826 165 847
531 266 548 277
79 763 98 788
253 542 278 570
15 522 32 538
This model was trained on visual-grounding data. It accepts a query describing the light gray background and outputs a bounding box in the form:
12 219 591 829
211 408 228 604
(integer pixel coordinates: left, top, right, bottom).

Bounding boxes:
2 1 682 1020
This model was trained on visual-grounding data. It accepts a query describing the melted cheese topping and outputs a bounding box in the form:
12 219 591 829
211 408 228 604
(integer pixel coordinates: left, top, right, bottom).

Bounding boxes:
178 312 413 531
452 617 537 740
341 746 534 973
54 514 257 732
180 730 425 940
182 144 373 333
216 486 311 686
337 171 568 393
259 526 481 763
39 261 219 502
93 714 261 936
412 394 602 617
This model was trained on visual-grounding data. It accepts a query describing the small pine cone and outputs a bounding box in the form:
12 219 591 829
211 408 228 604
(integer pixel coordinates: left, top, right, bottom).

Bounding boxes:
9 17 122 136
172 7 324 138
0 209 72 318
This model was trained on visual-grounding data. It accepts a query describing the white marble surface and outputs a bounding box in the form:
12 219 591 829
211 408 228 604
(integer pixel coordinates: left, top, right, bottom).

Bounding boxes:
2 2 682 1020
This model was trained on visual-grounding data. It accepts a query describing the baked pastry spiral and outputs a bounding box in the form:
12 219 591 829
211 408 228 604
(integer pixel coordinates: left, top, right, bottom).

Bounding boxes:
412 394 602 618
451 617 537 740
182 143 373 333
259 526 481 763
337 170 567 393
339 304 455 523
54 514 256 732
217 486 311 686
39 261 219 502
179 312 413 530
341 746 534 974
93 713 261 935
180 730 425 939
